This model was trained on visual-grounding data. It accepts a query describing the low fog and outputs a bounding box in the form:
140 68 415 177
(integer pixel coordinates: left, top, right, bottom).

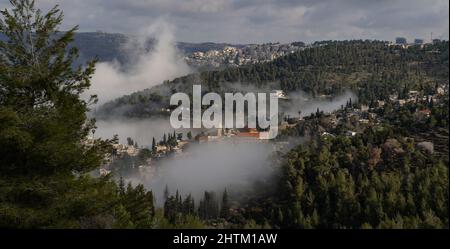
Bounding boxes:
94 89 356 146
95 118 172 146
282 90 357 118
94 86 357 204
137 141 276 205
85 20 191 106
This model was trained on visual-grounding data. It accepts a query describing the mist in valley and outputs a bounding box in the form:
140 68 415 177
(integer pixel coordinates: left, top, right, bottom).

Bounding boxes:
95 117 172 146
134 141 277 205
94 88 356 205
282 90 357 118
86 22 357 204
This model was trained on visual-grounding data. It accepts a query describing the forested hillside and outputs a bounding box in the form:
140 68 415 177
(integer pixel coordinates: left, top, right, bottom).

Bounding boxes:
98 40 449 118
275 108 448 228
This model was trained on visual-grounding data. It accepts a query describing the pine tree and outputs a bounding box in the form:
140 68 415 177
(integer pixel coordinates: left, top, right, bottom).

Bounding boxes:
120 183 155 228
164 185 170 201
182 194 195 216
118 176 125 195
220 189 230 219
127 137 134 146
0 0 123 228
151 137 157 154
198 191 219 220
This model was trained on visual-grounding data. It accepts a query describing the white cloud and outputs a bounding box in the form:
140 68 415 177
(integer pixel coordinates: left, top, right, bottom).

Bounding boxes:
85 19 191 105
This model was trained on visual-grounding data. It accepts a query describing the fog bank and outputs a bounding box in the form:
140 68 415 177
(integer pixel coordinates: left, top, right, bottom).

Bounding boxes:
85 20 191 105
136 141 277 205
282 90 357 117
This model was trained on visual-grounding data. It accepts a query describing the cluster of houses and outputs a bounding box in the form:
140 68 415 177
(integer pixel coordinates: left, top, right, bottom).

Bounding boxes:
154 140 189 157
279 82 448 141
194 127 272 143
389 85 446 120
185 43 304 69
112 143 140 157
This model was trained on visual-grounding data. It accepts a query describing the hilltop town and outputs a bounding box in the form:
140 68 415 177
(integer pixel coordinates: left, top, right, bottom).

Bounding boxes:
184 42 305 70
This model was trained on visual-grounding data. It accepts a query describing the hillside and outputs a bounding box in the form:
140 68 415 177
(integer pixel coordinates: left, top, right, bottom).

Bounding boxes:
71 32 304 70
0 31 240 64
96 40 449 118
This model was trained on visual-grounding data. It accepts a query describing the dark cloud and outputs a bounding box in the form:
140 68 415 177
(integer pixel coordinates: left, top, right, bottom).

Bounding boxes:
1 0 448 43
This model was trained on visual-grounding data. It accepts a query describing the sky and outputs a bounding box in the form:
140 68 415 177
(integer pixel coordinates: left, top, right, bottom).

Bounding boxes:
0 0 448 44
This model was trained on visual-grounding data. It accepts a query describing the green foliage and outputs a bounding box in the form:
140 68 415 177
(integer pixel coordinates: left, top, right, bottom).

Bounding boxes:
162 190 206 228
274 126 448 228
220 189 230 219
198 191 220 220
0 0 155 228
118 183 155 228
0 175 118 228
0 0 108 176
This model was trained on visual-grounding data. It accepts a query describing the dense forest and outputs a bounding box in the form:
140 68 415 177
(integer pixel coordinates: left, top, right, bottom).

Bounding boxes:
273 104 448 228
0 0 448 229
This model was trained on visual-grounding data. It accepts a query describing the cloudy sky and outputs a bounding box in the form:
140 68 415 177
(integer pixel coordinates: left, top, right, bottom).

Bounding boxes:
1 0 448 43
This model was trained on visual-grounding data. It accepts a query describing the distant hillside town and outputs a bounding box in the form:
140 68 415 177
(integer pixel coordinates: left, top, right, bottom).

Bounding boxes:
184 42 305 70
